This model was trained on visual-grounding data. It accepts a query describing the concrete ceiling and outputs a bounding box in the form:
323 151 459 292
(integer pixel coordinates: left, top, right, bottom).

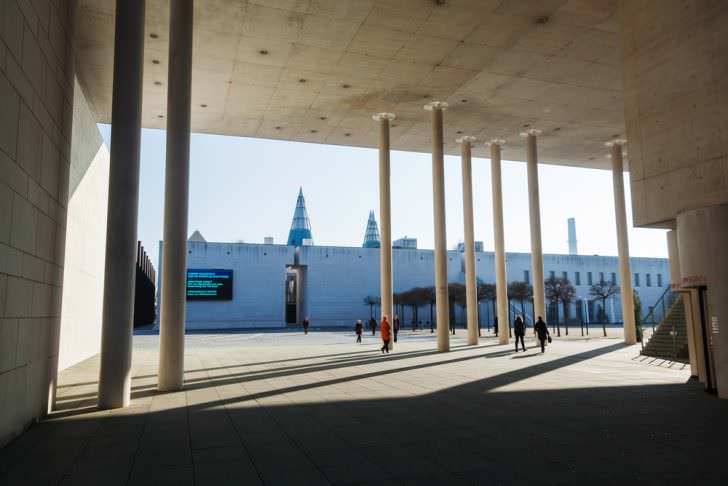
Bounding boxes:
74 0 626 169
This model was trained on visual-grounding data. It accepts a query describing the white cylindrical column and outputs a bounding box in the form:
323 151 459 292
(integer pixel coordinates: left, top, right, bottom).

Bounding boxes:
521 129 545 324
373 112 396 350
425 101 450 352
457 136 479 346
667 229 699 377
98 0 146 409
608 140 637 345
158 0 194 392
488 140 509 344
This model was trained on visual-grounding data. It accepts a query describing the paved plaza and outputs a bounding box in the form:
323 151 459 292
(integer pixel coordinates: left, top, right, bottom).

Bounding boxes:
1 330 726 485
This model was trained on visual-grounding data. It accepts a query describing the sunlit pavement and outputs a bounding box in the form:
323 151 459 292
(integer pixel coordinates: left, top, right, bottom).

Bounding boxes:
1 330 725 485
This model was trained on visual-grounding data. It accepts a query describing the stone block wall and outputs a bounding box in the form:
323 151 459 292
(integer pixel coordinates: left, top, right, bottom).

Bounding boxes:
0 0 74 448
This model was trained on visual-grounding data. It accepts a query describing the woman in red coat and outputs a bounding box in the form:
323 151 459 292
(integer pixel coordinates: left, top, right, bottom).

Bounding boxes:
380 316 391 354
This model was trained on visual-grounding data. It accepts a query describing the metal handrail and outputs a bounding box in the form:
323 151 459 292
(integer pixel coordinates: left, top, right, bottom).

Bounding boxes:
639 286 679 352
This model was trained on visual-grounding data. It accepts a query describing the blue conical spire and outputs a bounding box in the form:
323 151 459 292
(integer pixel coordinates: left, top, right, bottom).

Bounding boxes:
362 211 381 248
287 187 313 246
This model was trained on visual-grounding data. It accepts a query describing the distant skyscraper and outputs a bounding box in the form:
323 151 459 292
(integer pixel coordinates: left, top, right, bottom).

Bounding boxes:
362 211 381 248
287 187 313 246
568 217 578 255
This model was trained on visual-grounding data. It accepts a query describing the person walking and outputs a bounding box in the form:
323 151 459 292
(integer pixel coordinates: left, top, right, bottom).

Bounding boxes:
534 316 550 353
370 317 377 336
494 316 499 337
355 320 363 343
380 315 391 354
393 315 400 342
303 317 310 335
513 315 526 352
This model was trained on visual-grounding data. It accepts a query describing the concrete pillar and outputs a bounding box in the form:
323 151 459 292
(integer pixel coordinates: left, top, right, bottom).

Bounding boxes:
373 112 396 350
607 140 637 345
98 0 146 409
425 101 450 352
521 129 545 324
158 0 194 392
667 230 699 378
677 205 728 397
457 136 479 346
488 140 509 344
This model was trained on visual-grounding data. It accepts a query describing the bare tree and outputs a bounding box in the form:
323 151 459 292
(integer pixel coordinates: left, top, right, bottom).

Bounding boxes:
508 281 533 320
559 279 576 335
588 279 620 337
544 277 576 336
477 281 496 332
362 295 380 320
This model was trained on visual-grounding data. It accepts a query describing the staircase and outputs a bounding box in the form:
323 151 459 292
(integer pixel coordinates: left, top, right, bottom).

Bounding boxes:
641 293 689 360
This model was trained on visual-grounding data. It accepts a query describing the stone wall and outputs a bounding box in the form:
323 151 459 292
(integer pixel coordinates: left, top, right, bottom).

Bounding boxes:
0 0 75 447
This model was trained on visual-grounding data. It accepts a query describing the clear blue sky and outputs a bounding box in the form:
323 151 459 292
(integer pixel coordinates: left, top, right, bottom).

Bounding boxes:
98 125 668 268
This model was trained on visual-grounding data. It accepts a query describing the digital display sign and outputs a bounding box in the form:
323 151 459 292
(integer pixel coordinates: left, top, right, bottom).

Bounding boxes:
186 269 233 301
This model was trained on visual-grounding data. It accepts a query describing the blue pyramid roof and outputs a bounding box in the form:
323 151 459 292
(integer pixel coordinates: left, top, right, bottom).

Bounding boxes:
287 187 313 246
362 211 381 248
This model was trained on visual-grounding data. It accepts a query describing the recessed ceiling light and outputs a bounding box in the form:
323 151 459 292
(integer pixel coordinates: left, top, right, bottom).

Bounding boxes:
554 127 561 131
461 99 467 103
391 124 397 128
423 94 431 99
310 129 318 133
154 81 162 86
200 104 207 108
259 49 269 55
522 124 530 128
612 133 620 138
342 84 350 89
152 59 160 64
299 78 307 83
344 132 351 137
456 130 463 134
149 33 159 39
274 126 281 130
319 116 327 120
157 115 164 118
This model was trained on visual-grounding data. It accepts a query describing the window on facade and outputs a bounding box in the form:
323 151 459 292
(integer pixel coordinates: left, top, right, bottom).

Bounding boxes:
611 272 616 285
657 273 663 287
634 273 640 287
524 270 529 284
599 272 604 283
587 271 593 285
562 271 568 281
575 272 581 285
549 270 555 279
646 273 651 287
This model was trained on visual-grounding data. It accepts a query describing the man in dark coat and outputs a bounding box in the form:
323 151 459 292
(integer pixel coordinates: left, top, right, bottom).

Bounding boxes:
534 316 550 353
514 315 526 352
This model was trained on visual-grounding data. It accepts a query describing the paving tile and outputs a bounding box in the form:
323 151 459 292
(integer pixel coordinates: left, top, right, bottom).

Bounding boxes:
2 332 727 486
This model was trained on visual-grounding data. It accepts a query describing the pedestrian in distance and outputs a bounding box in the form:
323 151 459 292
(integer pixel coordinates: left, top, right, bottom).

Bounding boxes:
303 317 310 335
355 320 363 343
514 315 526 352
494 316 499 337
429 320 434 333
393 315 400 342
380 315 391 354
370 317 377 336
534 316 550 353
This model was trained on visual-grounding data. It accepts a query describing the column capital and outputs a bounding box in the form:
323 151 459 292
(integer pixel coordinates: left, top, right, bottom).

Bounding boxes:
485 138 506 147
604 138 627 147
372 112 396 121
424 101 448 111
519 129 542 137
455 135 477 144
